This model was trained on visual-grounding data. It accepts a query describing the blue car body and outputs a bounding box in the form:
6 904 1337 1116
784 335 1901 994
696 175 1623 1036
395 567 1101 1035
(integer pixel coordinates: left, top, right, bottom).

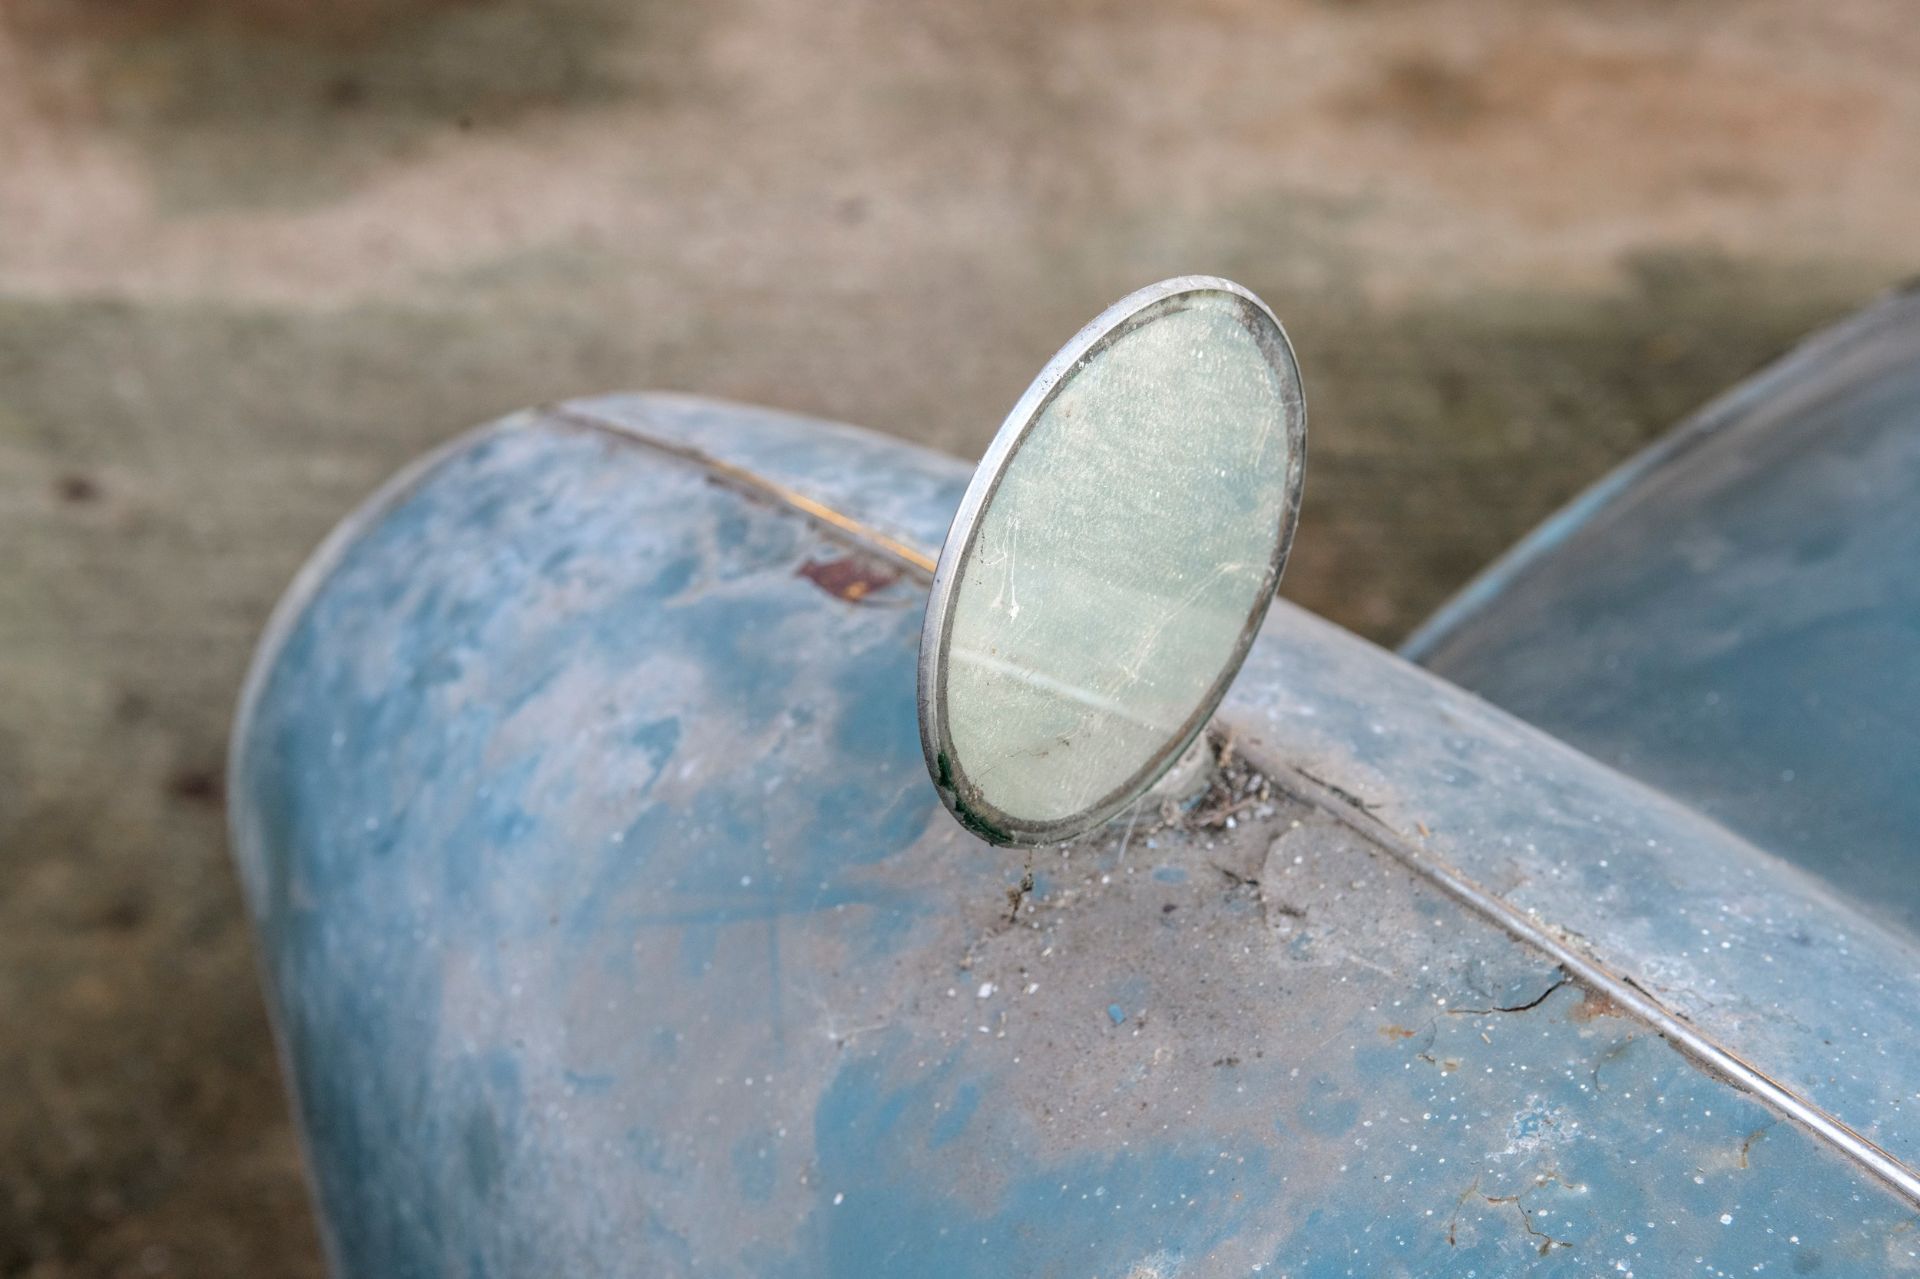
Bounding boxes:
230 293 1920 1276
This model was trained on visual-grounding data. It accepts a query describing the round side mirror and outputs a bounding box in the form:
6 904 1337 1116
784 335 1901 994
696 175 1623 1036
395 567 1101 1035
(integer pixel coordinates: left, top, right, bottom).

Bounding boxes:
918 276 1307 846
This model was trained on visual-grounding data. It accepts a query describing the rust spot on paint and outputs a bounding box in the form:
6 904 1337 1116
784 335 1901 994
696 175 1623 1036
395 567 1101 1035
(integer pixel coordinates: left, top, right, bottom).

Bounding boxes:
1571 988 1625 1022
1381 1024 1419 1040
797 555 899 603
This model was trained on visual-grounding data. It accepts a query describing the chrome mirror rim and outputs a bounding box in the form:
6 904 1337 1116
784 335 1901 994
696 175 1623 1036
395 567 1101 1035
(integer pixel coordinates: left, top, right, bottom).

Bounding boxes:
917 275 1308 846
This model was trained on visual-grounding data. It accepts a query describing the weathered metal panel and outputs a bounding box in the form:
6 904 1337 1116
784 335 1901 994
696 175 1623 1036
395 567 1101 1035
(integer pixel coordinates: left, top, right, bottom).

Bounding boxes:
1227 602 1920 1197
231 401 1920 1276
1404 287 1920 939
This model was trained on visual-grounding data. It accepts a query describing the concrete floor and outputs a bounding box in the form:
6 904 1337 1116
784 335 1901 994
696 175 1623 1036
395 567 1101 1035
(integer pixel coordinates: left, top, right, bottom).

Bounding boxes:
1 0 1916 1272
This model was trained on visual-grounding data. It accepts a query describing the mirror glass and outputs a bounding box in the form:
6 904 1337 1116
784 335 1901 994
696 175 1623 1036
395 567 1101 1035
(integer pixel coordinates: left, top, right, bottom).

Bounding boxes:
920 278 1306 845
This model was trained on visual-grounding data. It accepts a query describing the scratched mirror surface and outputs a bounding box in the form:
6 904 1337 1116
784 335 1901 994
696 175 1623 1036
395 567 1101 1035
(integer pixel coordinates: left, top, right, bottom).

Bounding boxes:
931 281 1305 844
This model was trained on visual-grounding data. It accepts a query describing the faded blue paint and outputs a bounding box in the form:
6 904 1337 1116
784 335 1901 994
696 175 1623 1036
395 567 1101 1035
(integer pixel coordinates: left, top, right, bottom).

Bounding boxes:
770 1046 1275 1279
732 1132 779 1203
230 395 1920 1276
929 1080 983 1151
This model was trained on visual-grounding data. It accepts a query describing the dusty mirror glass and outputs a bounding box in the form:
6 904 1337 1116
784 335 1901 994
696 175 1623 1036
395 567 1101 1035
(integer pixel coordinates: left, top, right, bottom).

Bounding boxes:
919 277 1307 846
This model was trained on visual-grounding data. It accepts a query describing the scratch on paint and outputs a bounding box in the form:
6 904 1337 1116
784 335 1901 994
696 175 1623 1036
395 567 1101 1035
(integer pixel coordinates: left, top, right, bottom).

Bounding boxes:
1446 1171 1581 1255
1447 971 1571 1017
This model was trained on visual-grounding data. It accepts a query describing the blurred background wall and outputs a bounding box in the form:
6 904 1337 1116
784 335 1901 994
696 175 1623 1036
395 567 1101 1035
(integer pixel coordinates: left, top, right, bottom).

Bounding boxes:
1 0 1915 1273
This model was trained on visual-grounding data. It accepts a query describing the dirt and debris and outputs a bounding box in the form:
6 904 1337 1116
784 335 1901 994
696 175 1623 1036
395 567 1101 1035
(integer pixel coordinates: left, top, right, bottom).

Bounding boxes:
1003 864 1035 926
943 750 1619 1203
1170 732 1279 832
